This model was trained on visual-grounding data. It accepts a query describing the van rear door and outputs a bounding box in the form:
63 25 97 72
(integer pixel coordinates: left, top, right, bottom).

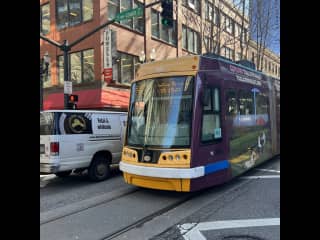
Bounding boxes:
40 112 56 164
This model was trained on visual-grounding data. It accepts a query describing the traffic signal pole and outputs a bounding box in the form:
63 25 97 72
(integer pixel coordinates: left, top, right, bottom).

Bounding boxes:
40 1 172 109
40 19 115 110
143 1 162 62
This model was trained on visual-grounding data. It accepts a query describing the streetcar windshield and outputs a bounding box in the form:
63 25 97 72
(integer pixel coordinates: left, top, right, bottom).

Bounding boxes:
127 76 194 148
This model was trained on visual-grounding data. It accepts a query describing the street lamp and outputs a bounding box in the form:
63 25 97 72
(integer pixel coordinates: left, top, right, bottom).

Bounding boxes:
139 51 146 63
40 52 50 111
150 48 156 61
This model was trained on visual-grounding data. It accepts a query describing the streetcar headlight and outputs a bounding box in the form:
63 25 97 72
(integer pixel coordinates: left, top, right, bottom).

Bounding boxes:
175 155 181 160
168 155 174 161
143 155 152 162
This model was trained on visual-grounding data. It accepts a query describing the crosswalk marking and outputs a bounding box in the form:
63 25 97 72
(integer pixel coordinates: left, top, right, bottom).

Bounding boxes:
178 218 280 240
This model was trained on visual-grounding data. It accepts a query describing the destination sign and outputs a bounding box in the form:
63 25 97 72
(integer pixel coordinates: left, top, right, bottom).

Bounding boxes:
229 64 262 85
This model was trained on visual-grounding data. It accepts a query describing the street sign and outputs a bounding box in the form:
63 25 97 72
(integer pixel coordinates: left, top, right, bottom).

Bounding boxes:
104 28 112 69
251 87 260 93
64 81 72 94
115 7 143 22
103 68 113 83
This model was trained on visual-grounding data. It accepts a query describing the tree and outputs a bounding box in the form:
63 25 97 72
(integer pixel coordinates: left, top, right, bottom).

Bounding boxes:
181 0 251 60
250 0 279 71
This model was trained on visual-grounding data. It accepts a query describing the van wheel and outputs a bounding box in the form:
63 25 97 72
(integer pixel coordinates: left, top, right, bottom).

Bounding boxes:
88 156 110 182
55 170 72 178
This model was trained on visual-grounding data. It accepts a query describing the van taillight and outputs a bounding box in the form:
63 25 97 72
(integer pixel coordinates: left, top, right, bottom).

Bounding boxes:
50 142 59 156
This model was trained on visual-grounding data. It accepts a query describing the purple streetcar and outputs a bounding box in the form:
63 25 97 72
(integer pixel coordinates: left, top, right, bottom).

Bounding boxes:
119 54 280 192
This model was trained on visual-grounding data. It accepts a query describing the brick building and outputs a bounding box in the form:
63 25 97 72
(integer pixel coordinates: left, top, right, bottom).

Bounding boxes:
40 0 280 110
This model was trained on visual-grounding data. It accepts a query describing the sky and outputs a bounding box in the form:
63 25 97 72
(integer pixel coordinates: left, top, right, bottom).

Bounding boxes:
250 0 280 55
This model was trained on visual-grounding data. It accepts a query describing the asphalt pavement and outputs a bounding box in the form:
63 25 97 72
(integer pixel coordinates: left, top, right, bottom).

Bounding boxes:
40 157 280 240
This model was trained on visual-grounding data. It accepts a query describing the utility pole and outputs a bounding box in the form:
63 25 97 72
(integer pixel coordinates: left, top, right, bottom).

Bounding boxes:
40 59 44 111
40 52 50 111
40 1 172 109
142 1 169 62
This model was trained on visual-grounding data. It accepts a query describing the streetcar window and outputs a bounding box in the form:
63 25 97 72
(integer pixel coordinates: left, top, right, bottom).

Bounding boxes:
239 90 253 115
201 87 222 142
226 89 238 116
256 94 269 115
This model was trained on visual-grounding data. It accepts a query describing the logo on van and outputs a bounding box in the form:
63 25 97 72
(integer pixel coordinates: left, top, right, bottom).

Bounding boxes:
68 115 87 133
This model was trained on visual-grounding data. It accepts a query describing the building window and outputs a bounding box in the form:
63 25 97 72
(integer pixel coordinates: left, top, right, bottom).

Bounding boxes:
151 9 159 38
224 14 234 35
201 87 222 142
151 10 176 45
205 1 213 21
214 7 220 26
83 0 93 21
108 0 144 33
42 60 52 88
58 49 95 84
182 25 200 54
83 49 95 82
118 52 139 84
268 62 271 72
182 0 201 14
40 3 50 35
236 23 247 43
204 4 220 25
182 26 187 49
108 0 120 20
221 46 234 60
56 0 93 29
236 52 241 61
265 59 267 70
242 28 247 42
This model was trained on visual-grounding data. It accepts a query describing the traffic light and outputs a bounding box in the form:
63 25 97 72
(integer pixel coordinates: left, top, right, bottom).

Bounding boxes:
161 0 173 27
68 94 78 102
68 94 78 109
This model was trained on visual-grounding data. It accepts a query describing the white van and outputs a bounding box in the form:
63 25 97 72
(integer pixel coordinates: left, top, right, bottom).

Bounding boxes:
40 110 127 181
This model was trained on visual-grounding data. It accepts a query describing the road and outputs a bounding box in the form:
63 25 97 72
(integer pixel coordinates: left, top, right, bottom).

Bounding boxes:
40 166 124 213
40 157 280 240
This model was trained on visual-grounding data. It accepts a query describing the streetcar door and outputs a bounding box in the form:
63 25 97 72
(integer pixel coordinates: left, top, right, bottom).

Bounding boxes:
191 73 230 181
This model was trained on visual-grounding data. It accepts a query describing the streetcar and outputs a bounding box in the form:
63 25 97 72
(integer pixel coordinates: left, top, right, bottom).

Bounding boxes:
119 54 280 192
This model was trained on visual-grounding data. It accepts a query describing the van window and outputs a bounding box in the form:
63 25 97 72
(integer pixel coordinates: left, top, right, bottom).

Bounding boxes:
40 112 55 135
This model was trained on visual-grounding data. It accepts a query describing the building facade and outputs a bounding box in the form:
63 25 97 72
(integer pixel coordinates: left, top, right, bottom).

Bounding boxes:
40 0 280 109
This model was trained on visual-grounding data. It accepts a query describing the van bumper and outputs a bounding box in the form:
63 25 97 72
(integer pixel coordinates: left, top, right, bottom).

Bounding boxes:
40 163 60 174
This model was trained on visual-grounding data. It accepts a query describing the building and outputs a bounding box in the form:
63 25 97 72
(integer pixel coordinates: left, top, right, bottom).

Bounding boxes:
248 40 280 78
40 0 280 110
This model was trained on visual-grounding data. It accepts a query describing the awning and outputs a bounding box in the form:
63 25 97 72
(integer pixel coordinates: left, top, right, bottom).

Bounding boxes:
43 88 130 110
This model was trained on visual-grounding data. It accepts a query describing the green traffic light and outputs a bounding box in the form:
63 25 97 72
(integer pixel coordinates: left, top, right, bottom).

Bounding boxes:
162 18 171 26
